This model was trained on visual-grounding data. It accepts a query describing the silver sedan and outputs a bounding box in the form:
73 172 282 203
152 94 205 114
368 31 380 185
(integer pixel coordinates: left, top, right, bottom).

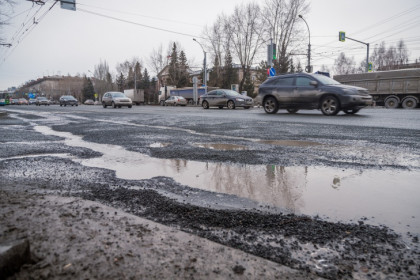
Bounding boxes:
201 89 253 109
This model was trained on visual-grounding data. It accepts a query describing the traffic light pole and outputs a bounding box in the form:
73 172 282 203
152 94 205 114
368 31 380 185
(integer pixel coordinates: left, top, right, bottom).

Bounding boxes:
342 36 370 73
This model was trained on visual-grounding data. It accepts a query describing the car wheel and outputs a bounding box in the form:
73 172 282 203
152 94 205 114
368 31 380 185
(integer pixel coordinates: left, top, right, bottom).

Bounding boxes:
244 106 250 109
227 100 236 109
118 105 122 108
218 106 223 109
263 96 279 114
60 104 62 107
202 101 209 109
128 105 132 108
320 95 340 116
102 102 107 108
112 102 117 108
286 108 299 114
64 104 67 107
76 104 78 107
343 108 360 114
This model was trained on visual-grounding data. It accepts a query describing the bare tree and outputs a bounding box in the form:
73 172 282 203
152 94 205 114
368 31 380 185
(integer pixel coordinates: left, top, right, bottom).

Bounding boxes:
148 44 167 76
369 40 410 71
334 52 356 75
224 2 265 92
263 0 309 72
93 59 114 98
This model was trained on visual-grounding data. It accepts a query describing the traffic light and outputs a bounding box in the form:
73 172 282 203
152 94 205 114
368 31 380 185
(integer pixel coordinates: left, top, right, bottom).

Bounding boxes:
339 31 345 42
272 44 277 60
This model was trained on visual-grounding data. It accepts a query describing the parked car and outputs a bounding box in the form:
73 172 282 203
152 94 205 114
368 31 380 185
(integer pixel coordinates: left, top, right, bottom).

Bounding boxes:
84 99 95 105
59 95 78 106
102 92 132 108
201 89 253 109
0 99 5 106
36 97 50 106
164 96 188 106
10 99 19 105
18 98 29 105
28 99 37 105
256 73 373 116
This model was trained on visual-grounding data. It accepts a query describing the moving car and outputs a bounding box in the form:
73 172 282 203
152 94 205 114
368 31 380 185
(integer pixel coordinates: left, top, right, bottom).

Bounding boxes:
256 73 373 116
201 89 253 109
164 96 188 106
59 95 78 106
102 91 132 108
36 97 50 106
18 98 29 105
84 99 95 105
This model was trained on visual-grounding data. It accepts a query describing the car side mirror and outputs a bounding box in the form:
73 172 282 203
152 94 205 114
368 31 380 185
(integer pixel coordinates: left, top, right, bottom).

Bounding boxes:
310 81 318 87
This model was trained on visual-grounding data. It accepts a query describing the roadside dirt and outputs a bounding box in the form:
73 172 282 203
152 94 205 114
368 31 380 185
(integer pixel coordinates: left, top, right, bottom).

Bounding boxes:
0 190 313 280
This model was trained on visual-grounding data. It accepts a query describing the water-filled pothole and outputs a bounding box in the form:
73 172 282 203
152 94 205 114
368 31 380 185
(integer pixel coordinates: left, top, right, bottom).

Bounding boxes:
259 140 322 147
193 143 248 150
32 125 420 235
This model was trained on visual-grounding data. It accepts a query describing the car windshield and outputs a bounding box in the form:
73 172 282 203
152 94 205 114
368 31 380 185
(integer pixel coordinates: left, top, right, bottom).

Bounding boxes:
111 92 125 97
314 74 341 85
63 96 75 100
223 90 242 96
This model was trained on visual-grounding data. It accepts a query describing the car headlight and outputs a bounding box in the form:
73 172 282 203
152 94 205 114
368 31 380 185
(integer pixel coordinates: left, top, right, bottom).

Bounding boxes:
236 98 244 101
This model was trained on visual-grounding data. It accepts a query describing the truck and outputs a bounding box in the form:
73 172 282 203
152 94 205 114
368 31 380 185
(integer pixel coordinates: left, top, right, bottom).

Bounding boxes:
158 86 213 106
333 68 420 109
123 89 145 105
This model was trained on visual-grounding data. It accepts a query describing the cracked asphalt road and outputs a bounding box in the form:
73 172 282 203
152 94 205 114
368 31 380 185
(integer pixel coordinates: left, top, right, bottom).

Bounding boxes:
1 105 419 279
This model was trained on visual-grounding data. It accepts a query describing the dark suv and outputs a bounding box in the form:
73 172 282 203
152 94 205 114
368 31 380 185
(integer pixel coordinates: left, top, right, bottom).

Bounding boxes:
256 73 373 115
59 95 78 106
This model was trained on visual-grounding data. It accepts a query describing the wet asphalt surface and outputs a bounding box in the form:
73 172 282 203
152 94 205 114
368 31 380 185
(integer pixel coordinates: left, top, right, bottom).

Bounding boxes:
1 105 419 279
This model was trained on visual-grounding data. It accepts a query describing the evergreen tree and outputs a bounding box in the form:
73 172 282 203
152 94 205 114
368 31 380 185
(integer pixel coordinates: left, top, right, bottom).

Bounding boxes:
168 43 179 86
242 69 255 97
127 66 134 89
141 68 151 103
297 61 303 73
116 72 125 92
209 55 222 87
150 77 157 104
256 60 270 83
82 76 95 101
134 62 142 89
289 58 295 73
177 50 189 88
222 50 238 89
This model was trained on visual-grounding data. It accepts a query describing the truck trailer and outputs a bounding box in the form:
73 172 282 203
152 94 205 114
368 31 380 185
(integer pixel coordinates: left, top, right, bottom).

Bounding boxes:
123 89 145 105
334 68 420 108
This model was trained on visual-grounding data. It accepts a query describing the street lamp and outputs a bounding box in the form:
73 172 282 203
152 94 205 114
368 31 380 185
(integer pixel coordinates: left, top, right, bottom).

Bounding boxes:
298 15 311 73
193 38 207 96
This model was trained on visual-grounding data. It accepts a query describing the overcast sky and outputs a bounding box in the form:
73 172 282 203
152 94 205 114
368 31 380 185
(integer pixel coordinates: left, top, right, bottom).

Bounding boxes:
1 0 419 90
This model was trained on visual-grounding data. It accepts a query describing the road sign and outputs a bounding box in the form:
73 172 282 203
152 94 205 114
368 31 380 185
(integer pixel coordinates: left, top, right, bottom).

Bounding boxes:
339 31 345 42
60 0 76 11
269 67 276 77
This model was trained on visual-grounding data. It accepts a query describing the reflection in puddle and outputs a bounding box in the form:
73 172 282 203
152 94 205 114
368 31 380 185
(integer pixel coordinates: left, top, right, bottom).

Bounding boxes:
33 125 420 235
259 140 321 147
193 143 248 151
150 142 171 148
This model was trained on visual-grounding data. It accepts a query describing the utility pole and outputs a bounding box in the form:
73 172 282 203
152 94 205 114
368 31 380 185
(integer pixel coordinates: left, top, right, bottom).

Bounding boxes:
193 38 207 98
298 15 311 73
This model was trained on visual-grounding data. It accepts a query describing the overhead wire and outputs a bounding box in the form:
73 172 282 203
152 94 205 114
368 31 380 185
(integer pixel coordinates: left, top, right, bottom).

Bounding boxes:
0 0 58 65
78 7 204 40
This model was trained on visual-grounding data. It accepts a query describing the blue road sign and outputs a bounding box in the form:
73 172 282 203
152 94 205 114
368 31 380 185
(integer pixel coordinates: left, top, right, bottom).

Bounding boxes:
269 67 276 77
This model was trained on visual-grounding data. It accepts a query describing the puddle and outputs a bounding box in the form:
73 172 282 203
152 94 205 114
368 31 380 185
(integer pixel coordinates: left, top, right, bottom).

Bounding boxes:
33 125 420 235
193 143 248 151
150 142 171 148
259 140 322 147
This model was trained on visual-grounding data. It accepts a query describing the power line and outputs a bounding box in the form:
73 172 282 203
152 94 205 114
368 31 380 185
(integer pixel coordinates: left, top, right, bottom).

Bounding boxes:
78 8 204 40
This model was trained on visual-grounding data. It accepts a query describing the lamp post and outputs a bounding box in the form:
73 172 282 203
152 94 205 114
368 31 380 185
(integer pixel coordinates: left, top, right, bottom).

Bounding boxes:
298 15 311 73
193 38 207 96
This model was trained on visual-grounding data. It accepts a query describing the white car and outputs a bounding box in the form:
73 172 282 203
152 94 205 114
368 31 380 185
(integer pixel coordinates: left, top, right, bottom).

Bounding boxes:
102 92 132 108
